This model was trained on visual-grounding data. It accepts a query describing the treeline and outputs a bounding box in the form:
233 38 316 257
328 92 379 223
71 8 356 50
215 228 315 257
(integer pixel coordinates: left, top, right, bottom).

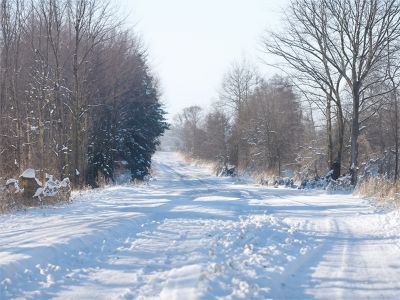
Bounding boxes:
173 71 309 178
0 0 167 187
173 0 400 186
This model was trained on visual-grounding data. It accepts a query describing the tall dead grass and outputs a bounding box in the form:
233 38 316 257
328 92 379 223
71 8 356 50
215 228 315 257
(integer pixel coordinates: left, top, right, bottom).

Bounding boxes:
0 190 22 214
176 153 222 175
356 177 400 207
0 184 71 214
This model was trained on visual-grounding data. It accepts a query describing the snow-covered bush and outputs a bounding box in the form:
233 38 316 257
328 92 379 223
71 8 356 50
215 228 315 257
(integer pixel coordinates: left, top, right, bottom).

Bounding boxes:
326 175 353 192
358 151 397 181
297 174 353 192
270 177 295 188
299 177 329 189
217 164 237 177
19 169 42 199
5 179 22 193
0 182 21 213
33 174 71 204
257 172 295 187
0 170 71 213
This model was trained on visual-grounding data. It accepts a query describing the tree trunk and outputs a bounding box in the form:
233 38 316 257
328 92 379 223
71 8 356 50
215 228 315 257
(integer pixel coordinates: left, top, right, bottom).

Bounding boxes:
278 155 281 177
394 88 399 181
72 18 81 187
350 82 360 185
336 103 345 175
326 95 333 168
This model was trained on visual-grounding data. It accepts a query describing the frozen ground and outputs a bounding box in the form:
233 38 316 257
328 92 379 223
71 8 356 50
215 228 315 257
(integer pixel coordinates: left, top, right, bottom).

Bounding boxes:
1 152 400 299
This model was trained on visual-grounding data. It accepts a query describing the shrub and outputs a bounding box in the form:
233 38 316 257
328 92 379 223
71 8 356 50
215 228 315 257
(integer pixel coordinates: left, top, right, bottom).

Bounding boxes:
33 175 71 205
0 172 71 214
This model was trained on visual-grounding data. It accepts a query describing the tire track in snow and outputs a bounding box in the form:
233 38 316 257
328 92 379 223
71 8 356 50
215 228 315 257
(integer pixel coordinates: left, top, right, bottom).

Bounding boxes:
2 152 400 299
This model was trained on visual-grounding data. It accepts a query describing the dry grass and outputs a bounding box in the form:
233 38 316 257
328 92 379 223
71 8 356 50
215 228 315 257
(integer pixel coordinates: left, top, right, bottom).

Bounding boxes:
177 153 286 185
0 188 71 214
0 190 25 214
177 153 222 175
253 171 278 185
178 153 291 184
356 177 400 207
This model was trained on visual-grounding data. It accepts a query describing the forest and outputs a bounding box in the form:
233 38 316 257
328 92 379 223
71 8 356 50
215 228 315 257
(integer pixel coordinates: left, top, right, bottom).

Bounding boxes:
3 1 400 298
171 0 400 195
0 0 168 189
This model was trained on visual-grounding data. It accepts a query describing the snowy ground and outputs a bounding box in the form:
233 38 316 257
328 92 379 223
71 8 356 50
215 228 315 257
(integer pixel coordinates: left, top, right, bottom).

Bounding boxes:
1 152 400 299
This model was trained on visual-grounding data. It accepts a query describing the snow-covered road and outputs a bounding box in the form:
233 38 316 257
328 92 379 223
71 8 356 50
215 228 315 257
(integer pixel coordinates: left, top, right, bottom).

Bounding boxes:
1 152 400 299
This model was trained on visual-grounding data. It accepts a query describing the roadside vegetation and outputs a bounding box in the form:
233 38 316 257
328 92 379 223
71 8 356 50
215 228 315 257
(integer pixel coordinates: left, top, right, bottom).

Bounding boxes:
169 0 400 204
0 0 167 211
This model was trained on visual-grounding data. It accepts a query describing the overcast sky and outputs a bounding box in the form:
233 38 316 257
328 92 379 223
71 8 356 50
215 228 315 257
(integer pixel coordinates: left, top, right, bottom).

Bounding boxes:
119 0 289 119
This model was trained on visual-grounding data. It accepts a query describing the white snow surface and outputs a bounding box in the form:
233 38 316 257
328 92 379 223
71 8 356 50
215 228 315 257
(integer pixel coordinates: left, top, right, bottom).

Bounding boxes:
1 152 400 299
20 169 43 186
20 168 36 179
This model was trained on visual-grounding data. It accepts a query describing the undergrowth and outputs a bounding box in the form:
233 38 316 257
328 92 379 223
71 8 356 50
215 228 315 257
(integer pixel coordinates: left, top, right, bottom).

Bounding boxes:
356 177 400 207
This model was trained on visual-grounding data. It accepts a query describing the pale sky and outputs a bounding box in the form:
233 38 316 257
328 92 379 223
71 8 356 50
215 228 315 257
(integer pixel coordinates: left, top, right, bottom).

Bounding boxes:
119 0 289 119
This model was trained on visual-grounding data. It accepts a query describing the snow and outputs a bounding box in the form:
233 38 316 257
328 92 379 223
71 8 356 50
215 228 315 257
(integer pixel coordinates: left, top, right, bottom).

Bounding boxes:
20 168 36 179
33 187 44 198
5 179 18 186
19 169 43 186
1 152 400 299
5 179 22 193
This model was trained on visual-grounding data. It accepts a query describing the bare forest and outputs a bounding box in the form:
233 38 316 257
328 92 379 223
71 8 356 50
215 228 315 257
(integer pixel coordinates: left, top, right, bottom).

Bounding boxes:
172 0 400 194
0 0 168 189
4 1 400 298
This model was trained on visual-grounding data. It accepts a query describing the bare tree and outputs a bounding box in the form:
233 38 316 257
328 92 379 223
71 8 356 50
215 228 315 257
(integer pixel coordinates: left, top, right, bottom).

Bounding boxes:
0 0 167 187
263 0 347 177
203 108 230 164
66 0 119 185
176 75 306 178
241 76 304 176
265 0 400 184
219 59 259 168
176 106 205 157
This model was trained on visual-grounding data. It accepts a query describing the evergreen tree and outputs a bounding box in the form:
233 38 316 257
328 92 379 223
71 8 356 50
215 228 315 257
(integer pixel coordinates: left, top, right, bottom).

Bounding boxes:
87 55 168 186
